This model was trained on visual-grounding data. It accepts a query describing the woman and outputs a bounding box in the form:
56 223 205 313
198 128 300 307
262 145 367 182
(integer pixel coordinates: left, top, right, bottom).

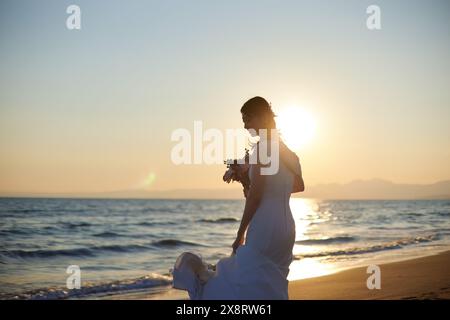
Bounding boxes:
172 96 305 299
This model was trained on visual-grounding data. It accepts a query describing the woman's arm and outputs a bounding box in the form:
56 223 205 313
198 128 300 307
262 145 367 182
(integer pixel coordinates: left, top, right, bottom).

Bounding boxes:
292 162 305 192
279 140 305 193
232 164 265 253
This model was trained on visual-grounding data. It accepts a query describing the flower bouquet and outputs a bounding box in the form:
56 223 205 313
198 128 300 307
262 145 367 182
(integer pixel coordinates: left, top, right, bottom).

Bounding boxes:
223 149 251 197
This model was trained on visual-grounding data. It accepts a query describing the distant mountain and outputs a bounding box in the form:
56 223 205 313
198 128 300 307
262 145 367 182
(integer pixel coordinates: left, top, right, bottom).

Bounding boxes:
297 179 450 200
1 179 449 200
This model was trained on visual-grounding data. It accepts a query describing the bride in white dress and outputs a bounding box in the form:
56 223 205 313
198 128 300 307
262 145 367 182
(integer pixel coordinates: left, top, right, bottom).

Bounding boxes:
172 96 305 300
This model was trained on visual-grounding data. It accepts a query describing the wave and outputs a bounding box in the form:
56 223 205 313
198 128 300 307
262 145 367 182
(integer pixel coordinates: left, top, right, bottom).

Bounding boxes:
368 226 421 230
0 244 150 259
137 221 175 227
1 247 96 259
295 236 356 245
92 232 124 238
1 208 87 216
294 235 438 259
0 229 31 236
434 211 450 217
198 217 240 223
0 239 207 260
61 222 92 229
1 273 172 300
2 209 49 214
399 212 425 217
141 207 176 214
151 239 206 247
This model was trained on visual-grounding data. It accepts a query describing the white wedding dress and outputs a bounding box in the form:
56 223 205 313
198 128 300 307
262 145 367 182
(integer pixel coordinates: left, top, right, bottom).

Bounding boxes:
172 160 296 300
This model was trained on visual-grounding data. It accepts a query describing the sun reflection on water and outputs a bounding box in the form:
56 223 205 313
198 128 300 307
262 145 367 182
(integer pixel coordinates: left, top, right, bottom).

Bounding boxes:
288 198 339 280
290 198 318 241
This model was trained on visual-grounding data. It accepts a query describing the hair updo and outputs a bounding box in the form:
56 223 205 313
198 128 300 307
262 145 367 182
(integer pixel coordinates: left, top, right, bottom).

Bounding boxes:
240 96 276 129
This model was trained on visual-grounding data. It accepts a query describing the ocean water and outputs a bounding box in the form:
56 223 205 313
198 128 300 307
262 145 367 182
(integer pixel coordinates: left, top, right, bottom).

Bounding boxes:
0 197 449 299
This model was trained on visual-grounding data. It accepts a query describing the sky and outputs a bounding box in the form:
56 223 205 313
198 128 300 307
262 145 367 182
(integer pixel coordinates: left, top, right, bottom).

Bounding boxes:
0 0 449 196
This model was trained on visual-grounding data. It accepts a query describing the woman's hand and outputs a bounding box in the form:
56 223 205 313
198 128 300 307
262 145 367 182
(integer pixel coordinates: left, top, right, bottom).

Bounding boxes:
231 233 245 255
223 168 235 183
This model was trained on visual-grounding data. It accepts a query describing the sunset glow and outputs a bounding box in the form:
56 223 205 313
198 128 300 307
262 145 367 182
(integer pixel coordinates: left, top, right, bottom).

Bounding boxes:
276 106 316 151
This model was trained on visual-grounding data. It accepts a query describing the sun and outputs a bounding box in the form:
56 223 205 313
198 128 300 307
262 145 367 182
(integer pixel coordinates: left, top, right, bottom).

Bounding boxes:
276 106 316 151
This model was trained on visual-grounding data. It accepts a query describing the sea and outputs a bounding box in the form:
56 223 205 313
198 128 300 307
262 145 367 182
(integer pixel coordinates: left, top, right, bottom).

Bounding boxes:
0 197 449 299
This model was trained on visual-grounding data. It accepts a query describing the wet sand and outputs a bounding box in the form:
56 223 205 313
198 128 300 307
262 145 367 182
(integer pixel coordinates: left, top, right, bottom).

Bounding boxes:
289 250 450 299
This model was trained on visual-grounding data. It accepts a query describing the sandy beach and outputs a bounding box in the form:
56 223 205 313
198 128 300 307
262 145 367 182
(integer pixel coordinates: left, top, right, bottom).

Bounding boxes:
99 250 450 300
289 250 450 300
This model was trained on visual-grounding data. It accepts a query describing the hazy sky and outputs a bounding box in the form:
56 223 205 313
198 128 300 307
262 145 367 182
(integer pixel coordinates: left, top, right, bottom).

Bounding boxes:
1 0 449 195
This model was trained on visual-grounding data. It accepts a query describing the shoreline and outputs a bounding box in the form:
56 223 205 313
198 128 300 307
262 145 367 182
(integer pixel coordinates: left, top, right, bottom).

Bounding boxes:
91 249 450 300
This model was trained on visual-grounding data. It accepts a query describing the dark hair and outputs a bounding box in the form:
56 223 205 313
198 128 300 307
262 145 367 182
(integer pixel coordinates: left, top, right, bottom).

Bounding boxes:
240 96 276 129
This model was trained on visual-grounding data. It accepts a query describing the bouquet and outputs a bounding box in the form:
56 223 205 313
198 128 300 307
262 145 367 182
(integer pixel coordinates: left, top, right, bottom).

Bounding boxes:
223 149 251 197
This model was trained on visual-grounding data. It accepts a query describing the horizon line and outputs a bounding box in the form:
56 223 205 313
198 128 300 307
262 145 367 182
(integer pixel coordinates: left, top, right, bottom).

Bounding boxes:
1 177 449 196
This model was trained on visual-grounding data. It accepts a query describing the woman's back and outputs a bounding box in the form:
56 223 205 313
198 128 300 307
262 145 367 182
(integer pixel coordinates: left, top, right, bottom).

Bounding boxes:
257 158 294 200
246 159 296 279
